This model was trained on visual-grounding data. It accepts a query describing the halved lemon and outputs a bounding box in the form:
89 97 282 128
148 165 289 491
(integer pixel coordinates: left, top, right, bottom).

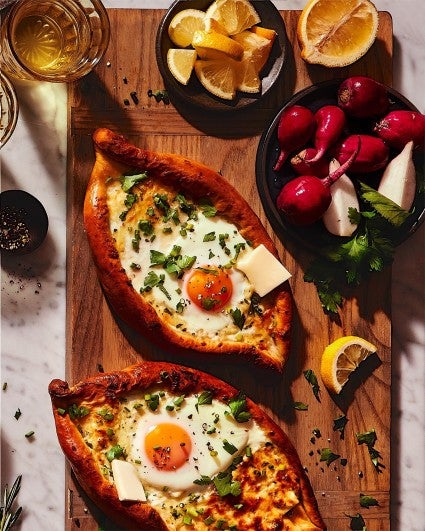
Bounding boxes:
205 0 261 35
168 9 206 48
167 49 197 85
297 0 379 67
194 59 236 100
320 335 377 394
232 30 273 72
192 30 244 61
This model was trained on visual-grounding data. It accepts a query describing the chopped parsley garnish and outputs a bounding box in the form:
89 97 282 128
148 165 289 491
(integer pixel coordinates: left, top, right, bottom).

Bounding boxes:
138 219 153 236
145 393 160 411
356 429 385 472
249 292 263 316
320 448 340 466
141 271 171 300
303 369 321 402
222 440 238 455
147 89 169 104
203 232 216 242
14 409 22 420
293 402 308 411
68 404 90 419
195 391 213 412
199 201 217 218
201 297 219 311
132 229 141 251
120 172 148 193
193 475 212 486
229 308 245 330
97 408 114 421
228 392 251 423
106 444 124 462
213 471 241 497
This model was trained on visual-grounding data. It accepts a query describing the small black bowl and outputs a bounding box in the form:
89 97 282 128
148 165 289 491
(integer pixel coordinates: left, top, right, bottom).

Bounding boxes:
0 190 49 255
155 0 288 112
256 79 425 253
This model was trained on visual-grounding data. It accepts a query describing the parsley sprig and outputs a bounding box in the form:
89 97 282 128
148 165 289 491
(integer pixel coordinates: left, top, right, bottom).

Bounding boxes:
304 182 414 314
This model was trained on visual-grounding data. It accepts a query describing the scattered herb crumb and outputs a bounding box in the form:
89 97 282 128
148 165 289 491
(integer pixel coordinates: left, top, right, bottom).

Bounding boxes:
14 409 22 420
346 512 367 530
293 402 308 411
123 76 128 84
312 428 322 438
303 369 321 401
356 429 385 473
130 91 139 104
97 363 104 373
360 493 379 508
25 431 35 439
333 414 348 439
123 98 130 106
2 382 7 391
319 448 340 466
148 89 169 105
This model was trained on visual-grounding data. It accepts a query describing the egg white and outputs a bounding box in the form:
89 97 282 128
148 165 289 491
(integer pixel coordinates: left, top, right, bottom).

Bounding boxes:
122 392 258 493
116 206 255 335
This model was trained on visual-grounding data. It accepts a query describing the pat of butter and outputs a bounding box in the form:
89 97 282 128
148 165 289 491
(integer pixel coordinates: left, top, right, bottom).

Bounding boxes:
237 244 291 297
111 459 146 502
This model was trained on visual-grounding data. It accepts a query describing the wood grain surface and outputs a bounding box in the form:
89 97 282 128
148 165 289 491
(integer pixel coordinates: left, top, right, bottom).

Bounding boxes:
65 9 393 530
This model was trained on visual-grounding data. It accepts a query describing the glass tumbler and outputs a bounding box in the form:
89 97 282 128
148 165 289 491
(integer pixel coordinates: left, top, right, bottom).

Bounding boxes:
0 0 110 82
0 71 19 148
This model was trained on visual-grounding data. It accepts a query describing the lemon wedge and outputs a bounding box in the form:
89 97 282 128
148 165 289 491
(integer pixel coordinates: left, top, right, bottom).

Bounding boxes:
167 49 197 85
194 59 236 100
205 0 261 35
320 335 377 394
192 30 244 61
297 0 379 67
168 9 206 48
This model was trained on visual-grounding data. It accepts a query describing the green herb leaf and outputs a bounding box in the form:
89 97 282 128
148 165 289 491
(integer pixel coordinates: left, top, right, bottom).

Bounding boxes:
229 308 245 330
346 513 367 530
199 201 217 218
196 391 213 411
120 172 148 193
0 474 22 530
356 429 377 447
360 182 412 227
97 408 114 421
320 448 340 466
106 444 124 462
150 250 167 266
145 393 160 411
193 475 212 486
360 493 379 508
213 472 241 497
14 409 22 421
222 440 238 455
333 414 348 439
203 232 216 242
228 392 251 423
68 404 90 420
303 369 321 402
293 402 308 411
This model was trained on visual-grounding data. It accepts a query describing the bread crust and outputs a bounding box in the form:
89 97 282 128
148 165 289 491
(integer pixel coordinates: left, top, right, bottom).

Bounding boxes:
49 361 326 530
84 128 292 371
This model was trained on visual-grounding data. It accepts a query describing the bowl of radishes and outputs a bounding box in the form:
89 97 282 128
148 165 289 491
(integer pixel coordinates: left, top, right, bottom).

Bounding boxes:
256 76 425 253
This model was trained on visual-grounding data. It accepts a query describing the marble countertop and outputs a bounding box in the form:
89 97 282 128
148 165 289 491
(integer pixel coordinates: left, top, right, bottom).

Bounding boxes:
1 1 424 529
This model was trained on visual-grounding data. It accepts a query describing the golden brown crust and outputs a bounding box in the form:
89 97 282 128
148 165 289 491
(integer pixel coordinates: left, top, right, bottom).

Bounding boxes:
49 361 325 530
83 128 292 371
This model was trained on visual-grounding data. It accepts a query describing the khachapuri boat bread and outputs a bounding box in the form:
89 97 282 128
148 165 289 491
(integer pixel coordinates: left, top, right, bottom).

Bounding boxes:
84 128 292 371
49 361 326 530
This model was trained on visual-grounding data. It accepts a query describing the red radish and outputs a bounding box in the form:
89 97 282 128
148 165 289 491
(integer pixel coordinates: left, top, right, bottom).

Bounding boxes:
273 105 315 171
374 110 425 150
290 148 329 178
337 76 390 119
333 134 389 173
307 105 346 162
276 137 360 226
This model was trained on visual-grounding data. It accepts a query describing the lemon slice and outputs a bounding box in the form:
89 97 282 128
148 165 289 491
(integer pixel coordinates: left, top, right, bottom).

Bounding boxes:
167 49 197 85
320 335 377 394
250 25 277 43
232 30 273 73
194 59 236 100
192 30 244 61
206 0 261 35
204 17 228 35
297 0 379 67
168 9 206 48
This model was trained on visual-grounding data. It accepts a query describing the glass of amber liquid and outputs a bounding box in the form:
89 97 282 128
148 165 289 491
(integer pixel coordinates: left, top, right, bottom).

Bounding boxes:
0 0 110 82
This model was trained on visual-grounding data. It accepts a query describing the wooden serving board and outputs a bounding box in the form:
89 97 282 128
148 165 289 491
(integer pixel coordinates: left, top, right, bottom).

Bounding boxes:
66 9 393 530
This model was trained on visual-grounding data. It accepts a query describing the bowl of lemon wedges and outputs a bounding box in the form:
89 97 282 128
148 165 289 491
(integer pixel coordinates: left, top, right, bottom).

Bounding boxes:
156 0 287 111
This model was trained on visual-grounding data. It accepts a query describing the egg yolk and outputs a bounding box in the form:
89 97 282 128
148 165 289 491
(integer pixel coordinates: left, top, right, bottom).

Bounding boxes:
186 266 233 311
144 422 192 471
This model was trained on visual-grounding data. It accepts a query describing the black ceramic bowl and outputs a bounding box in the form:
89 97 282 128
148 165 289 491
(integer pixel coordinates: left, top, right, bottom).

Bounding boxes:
256 79 425 253
0 190 49 255
156 0 288 112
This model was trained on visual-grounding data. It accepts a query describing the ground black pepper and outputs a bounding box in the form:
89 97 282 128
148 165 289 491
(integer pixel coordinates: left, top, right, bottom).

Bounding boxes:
0 205 30 251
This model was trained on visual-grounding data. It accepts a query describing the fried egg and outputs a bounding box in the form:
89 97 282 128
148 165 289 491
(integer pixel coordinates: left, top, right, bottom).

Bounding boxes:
110 185 256 335
122 392 263 493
